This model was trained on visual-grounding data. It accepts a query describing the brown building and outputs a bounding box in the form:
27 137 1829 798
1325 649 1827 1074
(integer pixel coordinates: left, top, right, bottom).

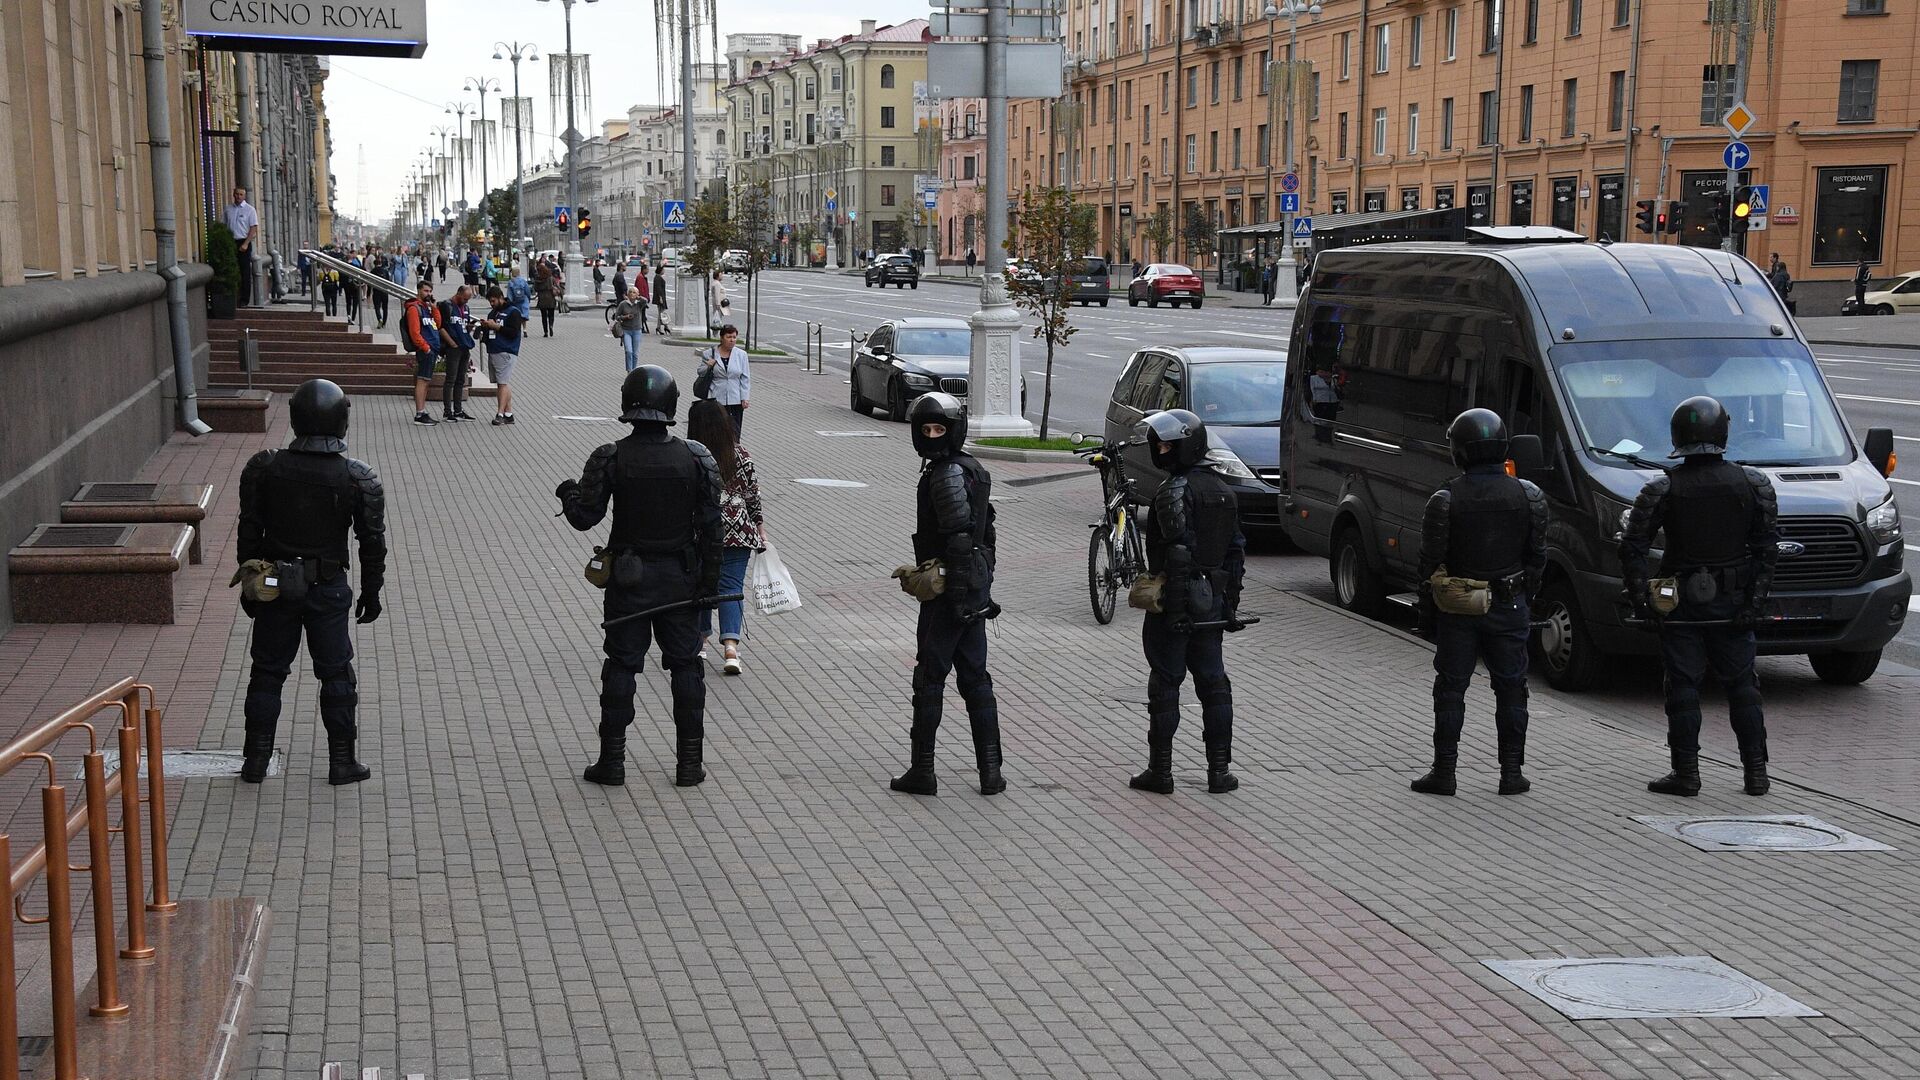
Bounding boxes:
1016 0 1915 292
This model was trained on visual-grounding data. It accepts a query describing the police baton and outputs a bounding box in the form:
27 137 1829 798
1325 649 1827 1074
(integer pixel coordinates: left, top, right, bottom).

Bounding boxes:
601 593 744 630
1188 615 1262 631
1622 615 1780 630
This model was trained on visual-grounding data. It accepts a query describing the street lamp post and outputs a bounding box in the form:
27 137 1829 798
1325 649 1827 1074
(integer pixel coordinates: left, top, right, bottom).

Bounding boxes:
444 102 474 221
431 125 455 238
494 43 540 263
824 108 845 269
538 0 597 303
1264 0 1320 309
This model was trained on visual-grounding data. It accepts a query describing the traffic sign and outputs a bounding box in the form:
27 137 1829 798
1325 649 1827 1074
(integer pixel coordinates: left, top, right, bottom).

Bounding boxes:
1745 184 1769 215
1722 141 1751 171
662 200 687 231
825 197 837 212
1722 101 1756 137
1279 172 1299 194
1291 217 1313 247
554 205 569 224
1279 193 1300 214
923 191 938 210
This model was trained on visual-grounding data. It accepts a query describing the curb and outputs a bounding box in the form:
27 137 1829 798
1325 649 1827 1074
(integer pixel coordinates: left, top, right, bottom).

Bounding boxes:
661 336 795 362
1807 338 1920 352
965 443 1083 463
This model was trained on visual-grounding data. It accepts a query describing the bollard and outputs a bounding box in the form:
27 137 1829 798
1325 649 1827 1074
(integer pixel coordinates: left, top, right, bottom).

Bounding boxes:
117 723 152 958
144 702 175 912
81 752 126 1017
43 783 78 1080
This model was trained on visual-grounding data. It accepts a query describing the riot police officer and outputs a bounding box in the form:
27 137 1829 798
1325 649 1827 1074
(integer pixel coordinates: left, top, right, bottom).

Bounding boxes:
1129 409 1247 796
557 365 723 787
890 392 1005 797
1413 409 1549 796
236 379 387 785
1620 396 1779 796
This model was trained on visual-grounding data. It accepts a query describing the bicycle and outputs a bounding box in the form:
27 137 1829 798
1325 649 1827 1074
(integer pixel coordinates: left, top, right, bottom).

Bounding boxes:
1075 441 1148 624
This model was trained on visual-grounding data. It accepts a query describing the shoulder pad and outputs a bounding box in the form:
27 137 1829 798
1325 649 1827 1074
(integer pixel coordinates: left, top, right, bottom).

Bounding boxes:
589 443 619 464
1640 474 1673 500
1740 465 1775 491
1519 478 1547 503
346 457 380 483
242 449 278 477
1154 472 1190 511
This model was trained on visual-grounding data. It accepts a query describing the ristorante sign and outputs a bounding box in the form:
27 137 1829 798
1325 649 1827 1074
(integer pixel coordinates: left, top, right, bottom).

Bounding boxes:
185 0 428 59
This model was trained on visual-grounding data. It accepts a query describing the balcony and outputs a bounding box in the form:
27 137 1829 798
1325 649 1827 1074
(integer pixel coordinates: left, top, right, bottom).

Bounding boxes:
1194 20 1237 49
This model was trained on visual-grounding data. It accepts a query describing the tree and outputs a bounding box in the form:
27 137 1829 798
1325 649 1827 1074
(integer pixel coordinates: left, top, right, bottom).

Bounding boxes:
1068 203 1100 260
480 187 520 256
1140 207 1174 262
1005 186 1081 440
1182 203 1216 269
733 178 775 348
683 190 733 333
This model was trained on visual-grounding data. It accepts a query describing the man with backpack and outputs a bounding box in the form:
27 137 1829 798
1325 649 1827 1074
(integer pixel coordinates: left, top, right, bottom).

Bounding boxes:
402 280 445 426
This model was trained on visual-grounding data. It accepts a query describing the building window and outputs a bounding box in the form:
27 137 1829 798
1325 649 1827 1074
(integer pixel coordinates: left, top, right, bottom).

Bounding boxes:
1258 123 1270 166
1210 61 1221 104
1338 112 1349 157
1125 81 1134 117
881 145 895 166
1340 32 1352 79
1608 71 1626 131
1308 156 1318 199
1400 186 1421 211
782 86 792 107
1523 0 1539 44
1839 60 1880 122
1847 0 1887 13
1478 91 1498 146
881 185 896 206
1814 165 1888 263
1185 134 1197 173
1614 0 1630 26
1209 131 1219 170
1410 15 1425 67
1186 66 1198 107
783 118 794 143
1372 24 1390 73
1311 72 1321 118
1596 174 1625 238
1232 127 1242 168
1259 49 1271 93
830 69 842 92
1568 0 1583 36
1372 107 1388 155
963 155 977 179
1441 98 1455 149
880 65 895 89
1467 184 1492 225
1445 7 1459 60
1331 191 1349 214
1562 78 1577 137
881 106 897 128
761 94 771 115
1551 176 1578 230
1483 0 1500 53
1407 103 1420 153
1700 65 1735 124
1518 85 1535 142
1364 190 1387 212
1161 137 1170 173
1510 179 1534 226
1232 56 1244 100
1435 185 1455 210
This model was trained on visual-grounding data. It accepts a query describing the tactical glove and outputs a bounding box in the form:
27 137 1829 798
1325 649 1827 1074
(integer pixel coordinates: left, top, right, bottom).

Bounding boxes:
1167 613 1194 635
1223 608 1246 633
354 592 383 625
554 478 579 502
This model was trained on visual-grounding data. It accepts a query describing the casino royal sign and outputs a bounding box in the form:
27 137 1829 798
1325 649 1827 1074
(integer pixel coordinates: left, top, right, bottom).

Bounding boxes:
186 0 429 58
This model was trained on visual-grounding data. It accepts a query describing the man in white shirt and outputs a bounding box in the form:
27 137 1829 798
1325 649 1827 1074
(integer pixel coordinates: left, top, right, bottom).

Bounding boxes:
224 187 261 307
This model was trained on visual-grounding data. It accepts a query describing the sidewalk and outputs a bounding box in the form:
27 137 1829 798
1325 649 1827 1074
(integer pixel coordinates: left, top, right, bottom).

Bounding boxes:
3 306 1918 1078
1800 314 1920 351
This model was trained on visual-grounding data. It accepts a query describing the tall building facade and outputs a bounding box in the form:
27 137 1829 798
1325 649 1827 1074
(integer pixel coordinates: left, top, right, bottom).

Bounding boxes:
599 64 730 253
1015 0 1914 284
936 97 989 267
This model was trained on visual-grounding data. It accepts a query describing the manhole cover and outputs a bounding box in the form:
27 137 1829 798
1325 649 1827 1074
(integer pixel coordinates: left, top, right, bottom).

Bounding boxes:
23 525 133 549
1634 815 1893 853
792 478 868 488
87 748 282 780
1483 956 1820 1019
78 483 160 501
816 430 887 438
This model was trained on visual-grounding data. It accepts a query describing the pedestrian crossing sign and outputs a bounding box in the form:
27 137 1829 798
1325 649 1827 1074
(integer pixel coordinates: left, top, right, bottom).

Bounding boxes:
662 200 688 231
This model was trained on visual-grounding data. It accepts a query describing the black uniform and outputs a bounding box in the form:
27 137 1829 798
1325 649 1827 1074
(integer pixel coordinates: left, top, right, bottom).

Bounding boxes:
1620 397 1779 796
1415 461 1549 795
891 392 1004 797
236 379 386 785
560 366 723 787
1130 409 1247 796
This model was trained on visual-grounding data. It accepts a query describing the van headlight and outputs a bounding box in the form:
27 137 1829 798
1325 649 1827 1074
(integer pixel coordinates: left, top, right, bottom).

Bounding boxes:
1206 447 1257 479
1867 495 1902 545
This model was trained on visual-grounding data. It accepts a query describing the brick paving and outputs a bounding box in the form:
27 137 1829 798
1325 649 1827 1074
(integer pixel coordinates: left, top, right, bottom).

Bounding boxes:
2 306 1919 1078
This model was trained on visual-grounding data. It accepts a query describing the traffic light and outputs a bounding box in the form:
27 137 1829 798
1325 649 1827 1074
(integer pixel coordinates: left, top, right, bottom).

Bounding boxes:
1711 190 1731 234
557 209 570 231
1730 186 1755 236
578 208 592 240
1634 199 1657 234
1665 200 1686 234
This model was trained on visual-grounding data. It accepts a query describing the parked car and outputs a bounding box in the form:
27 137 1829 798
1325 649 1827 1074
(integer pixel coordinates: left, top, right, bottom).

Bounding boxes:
850 317 973 419
720 249 750 272
657 246 681 269
1127 263 1206 308
1279 230 1907 690
1101 346 1289 535
1855 269 1920 315
1064 256 1112 306
864 253 920 289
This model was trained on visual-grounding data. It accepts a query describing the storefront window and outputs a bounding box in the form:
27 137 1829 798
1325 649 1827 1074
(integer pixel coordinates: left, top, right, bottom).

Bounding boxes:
1400 187 1421 210
1467 184 1492 226
1331 191 1350 214
1550 176 1578 231
1363 190 1387 212
1595 174 1624 240
1813 166 1887 265
1680 169 1750 252
1434 185 1456 211
1509 180 1534 226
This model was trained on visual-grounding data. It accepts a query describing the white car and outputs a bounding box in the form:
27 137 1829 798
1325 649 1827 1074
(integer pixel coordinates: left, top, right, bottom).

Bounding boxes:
1859 270 1920 315
721 249 749 271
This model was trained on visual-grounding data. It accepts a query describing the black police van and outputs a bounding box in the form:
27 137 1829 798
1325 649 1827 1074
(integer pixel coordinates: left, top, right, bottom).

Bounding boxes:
1278 228 1909 689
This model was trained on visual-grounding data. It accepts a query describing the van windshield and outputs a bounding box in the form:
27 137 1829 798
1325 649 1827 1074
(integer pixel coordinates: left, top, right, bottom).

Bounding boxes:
1549 339 1852 467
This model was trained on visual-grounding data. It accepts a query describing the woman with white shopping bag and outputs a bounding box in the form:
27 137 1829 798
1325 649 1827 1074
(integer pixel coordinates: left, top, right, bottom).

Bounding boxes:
688 400 771 674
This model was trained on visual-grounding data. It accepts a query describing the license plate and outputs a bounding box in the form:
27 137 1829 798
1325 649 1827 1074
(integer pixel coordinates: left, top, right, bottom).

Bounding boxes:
1767 596 1832 620
1168 291 1191 296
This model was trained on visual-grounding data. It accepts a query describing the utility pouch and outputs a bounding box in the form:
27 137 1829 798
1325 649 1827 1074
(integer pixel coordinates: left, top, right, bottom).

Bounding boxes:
1649 577 1681 615
1186 575 1217 618
584 546 613 589
1681 567 1719 605
1428 568 1492 616
228 559 280 605
612 551 646 591
891 559 947 602
1128 573 1167 613
271 559 310 605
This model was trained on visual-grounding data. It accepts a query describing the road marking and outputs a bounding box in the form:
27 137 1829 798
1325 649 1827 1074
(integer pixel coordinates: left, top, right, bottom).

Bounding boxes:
1895 434 1920 443
1825 374 1872 381
1112 335 1140 342
1911 595 1920 615
1835 393 1920 407
1203 329 1290 341
1087 352 1113 359
1889 476 1920 487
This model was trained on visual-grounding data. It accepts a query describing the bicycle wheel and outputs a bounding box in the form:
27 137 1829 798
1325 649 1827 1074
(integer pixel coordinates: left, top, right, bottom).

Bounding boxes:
1088 525 1119 625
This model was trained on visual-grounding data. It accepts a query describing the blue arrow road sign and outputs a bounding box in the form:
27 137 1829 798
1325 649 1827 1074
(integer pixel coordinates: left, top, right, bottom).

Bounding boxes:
1722 141 1751 170
662 200 687 230
1746 184 1769 214
1280 172 1300 194
1279 193 1300 214
825 197 837 212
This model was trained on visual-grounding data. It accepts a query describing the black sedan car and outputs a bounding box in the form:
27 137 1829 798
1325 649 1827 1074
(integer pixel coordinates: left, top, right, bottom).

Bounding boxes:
850 317 972 420
864 254 920 289
1102 346 1288 534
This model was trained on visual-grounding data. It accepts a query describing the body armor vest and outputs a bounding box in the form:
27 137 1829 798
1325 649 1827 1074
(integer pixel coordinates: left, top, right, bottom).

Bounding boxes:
1664 459 1753 568
1185 470 1238 570
914 455 995 562
1444 472 1531 580
261 452 355 564
610 437 699 556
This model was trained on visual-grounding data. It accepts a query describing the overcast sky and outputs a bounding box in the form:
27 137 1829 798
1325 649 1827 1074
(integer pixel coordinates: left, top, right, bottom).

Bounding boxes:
325 0 925 227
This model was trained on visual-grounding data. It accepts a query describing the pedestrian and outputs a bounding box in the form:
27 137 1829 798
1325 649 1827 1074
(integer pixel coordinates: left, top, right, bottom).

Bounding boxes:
611 263 628 310
436 284 479 422
1621 396 1780 797
224 186 261 307
965 245 977 275
508 261 534 325
402 279 444 426
1261 256 1278 305
234 378 386 785
297 250 313 294
687 398 764 676
592 259 606 302
707 270 730 335
342 256 362 322
612 287 645 372
558 365 724 788
1853 259 1872 310
1124 409 1247 796
478 285 525 425
1411 409 1549 797
697 324 751 436
464 249 482 287
652 264 669 334
889 393 1004 797
436 252 448 282
321 266 340 316
535 261 559 337
633 264 652 333
370 251 392 328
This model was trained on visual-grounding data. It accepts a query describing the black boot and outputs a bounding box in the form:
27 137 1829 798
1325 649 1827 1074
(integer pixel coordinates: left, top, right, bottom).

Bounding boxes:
326 729 371 786
675 735 706 787
970 706 1005 796
1648 750 1702 796
1129 740 1175 794
583 726 627 786
240 726 275 784
1743 759 1770 796
1410 745 1458 796
1205 741 1238 793
1498 747 1531 796
890 727 938 795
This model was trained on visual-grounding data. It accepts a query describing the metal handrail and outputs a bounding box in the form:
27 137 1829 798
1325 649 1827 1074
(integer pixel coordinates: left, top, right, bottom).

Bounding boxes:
299 248 415 305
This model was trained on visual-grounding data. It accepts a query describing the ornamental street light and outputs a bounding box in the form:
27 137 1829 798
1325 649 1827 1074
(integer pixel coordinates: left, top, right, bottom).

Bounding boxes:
493 43 540 261
1264 0 1321 309
536 0 598 302
444 101 475 217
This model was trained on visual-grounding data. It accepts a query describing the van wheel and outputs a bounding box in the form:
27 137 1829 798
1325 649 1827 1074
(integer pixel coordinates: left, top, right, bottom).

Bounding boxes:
1329 526 1385 618
1530 579 1605 692
1810 649 1881 685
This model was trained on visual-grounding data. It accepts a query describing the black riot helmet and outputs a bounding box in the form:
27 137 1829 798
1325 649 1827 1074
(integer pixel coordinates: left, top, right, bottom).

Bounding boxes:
908 392 968 458
1446 408 1510 469
288 379 350 451
1669 395 1730 458
1141 409 1209 471
619 364 679 424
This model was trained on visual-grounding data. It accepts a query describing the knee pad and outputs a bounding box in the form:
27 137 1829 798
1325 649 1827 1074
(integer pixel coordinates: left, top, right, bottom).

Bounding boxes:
317 664 358 710
246 666 290 694
1664 686 1702 719
1194 673 1232 709
600 659 637 699
956 669 994 703
911 664 946 698
1492 680 1528 711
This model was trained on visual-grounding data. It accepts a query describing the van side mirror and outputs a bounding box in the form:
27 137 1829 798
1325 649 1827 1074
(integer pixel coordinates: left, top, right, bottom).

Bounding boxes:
1508 434 1547 478
1864 427 1895 477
